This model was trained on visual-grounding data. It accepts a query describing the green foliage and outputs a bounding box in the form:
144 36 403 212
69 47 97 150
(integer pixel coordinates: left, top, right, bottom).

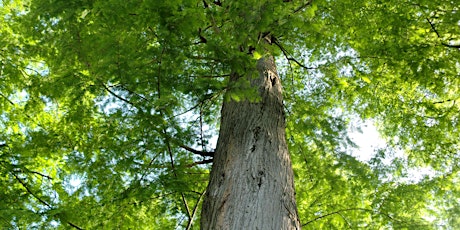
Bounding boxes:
1 0 459 229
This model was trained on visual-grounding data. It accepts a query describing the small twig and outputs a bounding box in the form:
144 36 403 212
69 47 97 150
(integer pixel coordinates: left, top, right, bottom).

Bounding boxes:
188 74 231 78
173 88 225 118
293 0 313 14
116 84 150 102
442 43 460 48
12 172 83 230
139 153 159 182
199 106 206 151
13 168 53 180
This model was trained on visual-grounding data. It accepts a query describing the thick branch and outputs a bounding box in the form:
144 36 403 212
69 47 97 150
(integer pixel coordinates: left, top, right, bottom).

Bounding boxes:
180 145 214 157
186 159 214 167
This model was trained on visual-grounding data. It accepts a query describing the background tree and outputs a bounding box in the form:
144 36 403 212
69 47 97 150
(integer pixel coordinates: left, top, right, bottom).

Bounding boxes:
0 0 459 229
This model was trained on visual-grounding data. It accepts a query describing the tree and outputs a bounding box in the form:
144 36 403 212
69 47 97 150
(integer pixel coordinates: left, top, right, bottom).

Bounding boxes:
0 0 459 229
201 56 300 229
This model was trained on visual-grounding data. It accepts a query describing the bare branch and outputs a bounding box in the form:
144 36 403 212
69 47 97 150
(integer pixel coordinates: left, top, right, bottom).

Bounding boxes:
426 18 442 39
433 99 456 104
186 159 213 167
442 43 460 48
180 145 214 157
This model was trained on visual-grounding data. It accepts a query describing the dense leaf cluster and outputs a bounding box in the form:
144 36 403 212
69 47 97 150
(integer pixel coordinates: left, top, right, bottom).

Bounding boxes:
1 0 459 229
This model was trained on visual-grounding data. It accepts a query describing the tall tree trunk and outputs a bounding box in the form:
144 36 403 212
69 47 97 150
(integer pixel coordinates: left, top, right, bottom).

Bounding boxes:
201 56 301 229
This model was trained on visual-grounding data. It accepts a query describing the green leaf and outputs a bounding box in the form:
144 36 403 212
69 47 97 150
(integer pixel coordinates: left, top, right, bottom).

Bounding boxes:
253 51 262 60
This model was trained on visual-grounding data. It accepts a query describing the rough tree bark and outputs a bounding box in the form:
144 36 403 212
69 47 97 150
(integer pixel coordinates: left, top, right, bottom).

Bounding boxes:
201 56 301 229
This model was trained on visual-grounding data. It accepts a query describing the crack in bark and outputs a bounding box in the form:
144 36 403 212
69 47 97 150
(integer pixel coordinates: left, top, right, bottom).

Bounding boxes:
251 126 261 152
218 173 225 187
257 170 265 188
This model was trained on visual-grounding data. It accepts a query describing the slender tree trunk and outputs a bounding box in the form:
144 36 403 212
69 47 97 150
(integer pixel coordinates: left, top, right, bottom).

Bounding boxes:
201 56 301 229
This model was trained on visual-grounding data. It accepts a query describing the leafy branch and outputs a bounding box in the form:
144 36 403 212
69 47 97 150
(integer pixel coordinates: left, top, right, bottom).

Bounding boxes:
11 172 83 229
101 82 136 106
155 44 193 223
272 38 316 70
293 0 314 14
426 18 460 48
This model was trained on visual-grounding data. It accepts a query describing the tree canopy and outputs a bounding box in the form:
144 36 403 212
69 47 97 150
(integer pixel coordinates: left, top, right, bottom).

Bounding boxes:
1 0 459 229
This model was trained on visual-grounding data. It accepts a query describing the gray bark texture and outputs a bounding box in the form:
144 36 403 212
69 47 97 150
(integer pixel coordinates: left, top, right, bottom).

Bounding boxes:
201 56 301 229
